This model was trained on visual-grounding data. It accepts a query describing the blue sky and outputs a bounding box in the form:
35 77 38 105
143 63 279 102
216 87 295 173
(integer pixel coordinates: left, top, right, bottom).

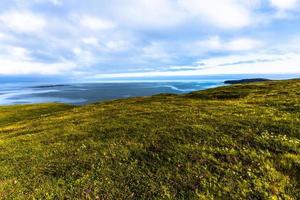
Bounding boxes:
0 0 300 81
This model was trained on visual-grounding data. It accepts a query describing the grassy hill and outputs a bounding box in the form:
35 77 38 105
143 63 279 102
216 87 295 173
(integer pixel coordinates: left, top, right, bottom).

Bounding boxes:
0 79 299 199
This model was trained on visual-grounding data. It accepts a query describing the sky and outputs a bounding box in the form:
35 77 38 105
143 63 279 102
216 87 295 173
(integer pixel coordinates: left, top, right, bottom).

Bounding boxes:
0 0 300 82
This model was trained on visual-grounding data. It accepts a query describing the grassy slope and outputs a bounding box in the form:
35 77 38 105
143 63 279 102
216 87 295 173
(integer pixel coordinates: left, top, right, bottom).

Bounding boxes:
0 80 299 199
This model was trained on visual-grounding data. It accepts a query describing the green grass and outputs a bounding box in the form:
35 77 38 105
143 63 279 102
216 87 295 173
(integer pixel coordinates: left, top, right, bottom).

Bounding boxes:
0 79 299 199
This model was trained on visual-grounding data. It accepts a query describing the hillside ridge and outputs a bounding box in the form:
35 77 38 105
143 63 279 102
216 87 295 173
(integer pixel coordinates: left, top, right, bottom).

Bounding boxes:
0 79 299 199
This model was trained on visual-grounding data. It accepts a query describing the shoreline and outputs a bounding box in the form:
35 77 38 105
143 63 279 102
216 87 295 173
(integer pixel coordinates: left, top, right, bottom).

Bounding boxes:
0 78 288 107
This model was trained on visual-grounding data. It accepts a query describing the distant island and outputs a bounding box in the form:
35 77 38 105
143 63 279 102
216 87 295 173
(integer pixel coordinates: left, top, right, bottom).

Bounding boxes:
224 78 271 84
31 84 70 88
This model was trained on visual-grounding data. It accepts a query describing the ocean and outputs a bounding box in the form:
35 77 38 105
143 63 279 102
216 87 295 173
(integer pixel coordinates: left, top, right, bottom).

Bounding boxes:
0 81 224 105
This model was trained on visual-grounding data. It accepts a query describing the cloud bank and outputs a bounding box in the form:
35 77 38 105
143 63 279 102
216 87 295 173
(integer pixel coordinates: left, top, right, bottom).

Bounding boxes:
0 0 299 80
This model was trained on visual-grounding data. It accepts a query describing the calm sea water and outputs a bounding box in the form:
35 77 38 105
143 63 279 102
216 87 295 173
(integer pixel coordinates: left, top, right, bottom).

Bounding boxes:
0 81 224 105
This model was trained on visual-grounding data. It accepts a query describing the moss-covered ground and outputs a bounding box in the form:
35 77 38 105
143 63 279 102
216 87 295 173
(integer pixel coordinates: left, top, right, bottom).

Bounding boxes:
0 79 299 199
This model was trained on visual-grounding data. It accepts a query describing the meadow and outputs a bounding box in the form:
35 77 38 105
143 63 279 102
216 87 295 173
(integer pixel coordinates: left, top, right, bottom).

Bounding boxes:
0 79 299 199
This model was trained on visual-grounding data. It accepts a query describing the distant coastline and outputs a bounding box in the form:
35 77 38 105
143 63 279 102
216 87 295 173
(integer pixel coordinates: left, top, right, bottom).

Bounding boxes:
30 84 70 89
224 78 271 84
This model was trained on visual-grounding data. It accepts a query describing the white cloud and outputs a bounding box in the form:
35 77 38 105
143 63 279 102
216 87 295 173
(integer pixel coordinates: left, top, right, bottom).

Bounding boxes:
0 32 5 39
50 0 63 6
270 0 299 10
79 15 116 31
0 32 11 41
105 40 130 51
226 38 262 51
109 0 265 29
91 52 300 78
111 0 185 29
0 45 76 75
0 11 46 33
9 46 30 60
239 0 262 8
178 0 253 29
140 42 173 62
205 36 223 50
0 59 76 75
72 47 96 64
0 0 299 78
33 0 63 6
194 36 262 52
82 37 99 46
82 37 131 51
196 53 300 74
